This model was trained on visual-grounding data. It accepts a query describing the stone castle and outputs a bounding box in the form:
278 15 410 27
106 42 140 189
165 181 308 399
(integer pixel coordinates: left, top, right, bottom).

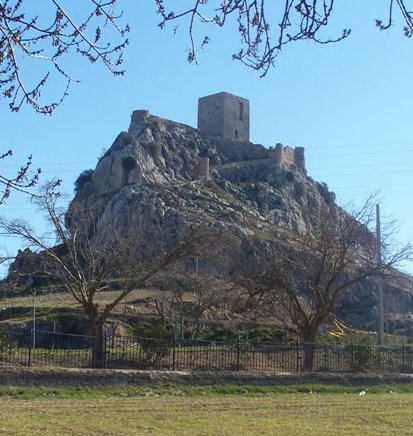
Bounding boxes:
198 92 305 171
128 92 306 181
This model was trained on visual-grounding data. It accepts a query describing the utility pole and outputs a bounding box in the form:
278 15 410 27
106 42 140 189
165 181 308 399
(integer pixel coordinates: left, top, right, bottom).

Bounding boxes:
32 287 36 350
376 204 384 346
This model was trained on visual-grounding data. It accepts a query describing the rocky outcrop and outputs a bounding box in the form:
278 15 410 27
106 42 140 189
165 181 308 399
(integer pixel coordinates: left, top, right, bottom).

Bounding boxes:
16 110 413 335
73 111 328 238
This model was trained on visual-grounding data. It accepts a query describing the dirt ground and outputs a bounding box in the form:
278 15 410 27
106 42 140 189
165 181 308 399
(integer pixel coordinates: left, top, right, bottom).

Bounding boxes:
1 366 412 387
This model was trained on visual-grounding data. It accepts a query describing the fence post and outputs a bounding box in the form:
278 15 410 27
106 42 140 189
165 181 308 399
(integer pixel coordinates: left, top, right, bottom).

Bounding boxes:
27 341 31 367
295 340 300 373
402 343 405 373
172 336 176 371
350 342 354 372
236 337 241 371
27 326 32 367
103 330 107 369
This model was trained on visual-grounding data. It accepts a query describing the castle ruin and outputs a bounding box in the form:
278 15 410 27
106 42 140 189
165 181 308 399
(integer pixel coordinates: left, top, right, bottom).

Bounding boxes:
268 143 306 172
127 93 306 184
198 92 250 142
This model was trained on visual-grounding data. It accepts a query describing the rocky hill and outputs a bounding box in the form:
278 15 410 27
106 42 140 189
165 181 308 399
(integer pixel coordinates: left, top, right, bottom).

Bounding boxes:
6 106 413 336
74 110 333 237
61 109 412 335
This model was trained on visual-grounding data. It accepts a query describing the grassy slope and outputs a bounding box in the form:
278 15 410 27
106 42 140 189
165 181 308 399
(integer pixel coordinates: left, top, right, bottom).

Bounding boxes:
4 289 156 311
1 288 159 327
0 386 412 435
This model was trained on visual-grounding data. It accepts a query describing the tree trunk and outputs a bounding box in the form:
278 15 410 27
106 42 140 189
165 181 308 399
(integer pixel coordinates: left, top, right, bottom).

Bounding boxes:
90 321 105 368
88 304 106 368
302 329 317 372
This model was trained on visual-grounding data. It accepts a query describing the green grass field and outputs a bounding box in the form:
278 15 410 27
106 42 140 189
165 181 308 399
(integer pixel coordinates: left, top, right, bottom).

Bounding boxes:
0 385 412 435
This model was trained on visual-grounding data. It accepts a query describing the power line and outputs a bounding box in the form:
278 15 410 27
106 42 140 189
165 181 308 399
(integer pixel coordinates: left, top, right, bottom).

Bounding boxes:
309 168 413 176
307 139 413 151
309 149 413 159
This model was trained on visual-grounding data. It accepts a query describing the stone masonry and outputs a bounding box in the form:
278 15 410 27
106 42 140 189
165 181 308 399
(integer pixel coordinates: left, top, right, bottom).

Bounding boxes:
126 95 306 184
198 92 250 142
268 143 306 173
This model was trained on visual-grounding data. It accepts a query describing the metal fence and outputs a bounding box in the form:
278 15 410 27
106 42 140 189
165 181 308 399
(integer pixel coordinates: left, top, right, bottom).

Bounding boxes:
1 330 413 373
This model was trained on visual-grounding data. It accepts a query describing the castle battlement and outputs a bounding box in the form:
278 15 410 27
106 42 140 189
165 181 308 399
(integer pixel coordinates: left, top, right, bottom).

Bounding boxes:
269 143 306 172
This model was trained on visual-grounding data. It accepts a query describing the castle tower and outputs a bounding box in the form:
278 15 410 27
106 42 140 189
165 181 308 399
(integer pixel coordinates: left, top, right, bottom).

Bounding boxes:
294 147 306 173
128 110 150 135
198 92 250 142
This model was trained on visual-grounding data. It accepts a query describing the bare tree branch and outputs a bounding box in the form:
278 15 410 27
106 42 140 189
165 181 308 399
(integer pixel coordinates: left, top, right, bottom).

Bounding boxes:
0 181 219 366
156 0 413 76
0 0 129 114
150 271 234 339
0 149 43 203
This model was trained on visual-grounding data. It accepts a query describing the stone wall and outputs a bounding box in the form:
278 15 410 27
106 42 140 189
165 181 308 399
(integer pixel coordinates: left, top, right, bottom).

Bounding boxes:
268 144 306 172
126 108 305 184
198 157 210 180
294 147 305 172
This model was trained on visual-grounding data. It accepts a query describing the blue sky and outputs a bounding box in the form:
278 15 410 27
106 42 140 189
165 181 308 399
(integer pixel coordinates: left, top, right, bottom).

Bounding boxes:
1 0 412 274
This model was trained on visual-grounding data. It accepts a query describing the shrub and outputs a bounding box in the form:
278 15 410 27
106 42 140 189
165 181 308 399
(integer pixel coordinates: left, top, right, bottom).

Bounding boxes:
116 132 138 149
318 181 336 203
351 342 377 372
74 169 93 193
121 156 136 171
198 326 238 342
294 182 305 197
137 324 171 367
246 326 287 342
149 143 162 159
285 171 295 183
0 325 17 364
0 325 11 351
147 119 160 131
97 147 109 161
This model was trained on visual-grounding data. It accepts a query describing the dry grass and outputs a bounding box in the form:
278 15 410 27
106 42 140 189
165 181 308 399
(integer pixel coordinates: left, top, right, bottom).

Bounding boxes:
0 391 412 435
3 288 157 312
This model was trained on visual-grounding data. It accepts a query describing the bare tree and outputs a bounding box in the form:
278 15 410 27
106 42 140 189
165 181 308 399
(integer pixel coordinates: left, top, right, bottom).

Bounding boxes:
234 196 413 370
151 271 232 339
156 0 413 76
0 0 129 114
0 181 214 367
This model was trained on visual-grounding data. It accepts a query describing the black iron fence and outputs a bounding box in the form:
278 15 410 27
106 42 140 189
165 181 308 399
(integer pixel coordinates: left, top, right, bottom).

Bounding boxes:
1 330 413 373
